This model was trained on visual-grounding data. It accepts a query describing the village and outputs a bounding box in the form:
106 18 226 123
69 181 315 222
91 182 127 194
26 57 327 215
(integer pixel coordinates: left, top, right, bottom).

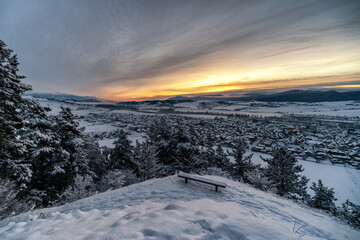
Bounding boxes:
76 107 360 170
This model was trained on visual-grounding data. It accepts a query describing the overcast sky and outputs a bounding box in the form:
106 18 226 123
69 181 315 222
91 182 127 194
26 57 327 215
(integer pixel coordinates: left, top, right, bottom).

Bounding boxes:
1 0 359 100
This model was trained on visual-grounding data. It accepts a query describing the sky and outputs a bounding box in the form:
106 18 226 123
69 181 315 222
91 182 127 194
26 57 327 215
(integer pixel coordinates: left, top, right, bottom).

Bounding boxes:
1 0 360 101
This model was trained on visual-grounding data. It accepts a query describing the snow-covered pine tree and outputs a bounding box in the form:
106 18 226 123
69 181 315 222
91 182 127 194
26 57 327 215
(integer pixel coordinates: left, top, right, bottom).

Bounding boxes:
229 138 255 183
0 40 32 186
132 141 163 181
148 116 172 143
214 145 230 171
0 177 18 219
0 177 42 220
109 129 134 170
82 135 106 181
96 170 126 192
309 179 337 212
59 174 95 204
204 138 216 168
340 200 360 229
54 107 90 188
188 124 203 146
147 117 176 173
171 120 205 173
262 146 309 199
24 110 68 205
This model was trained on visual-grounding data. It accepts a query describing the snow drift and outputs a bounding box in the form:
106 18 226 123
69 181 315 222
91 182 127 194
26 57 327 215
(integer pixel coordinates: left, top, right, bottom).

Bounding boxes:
0 175 359 240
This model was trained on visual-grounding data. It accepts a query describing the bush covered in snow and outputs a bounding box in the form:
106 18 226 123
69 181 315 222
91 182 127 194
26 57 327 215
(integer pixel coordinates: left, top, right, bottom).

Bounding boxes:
339 200 360 229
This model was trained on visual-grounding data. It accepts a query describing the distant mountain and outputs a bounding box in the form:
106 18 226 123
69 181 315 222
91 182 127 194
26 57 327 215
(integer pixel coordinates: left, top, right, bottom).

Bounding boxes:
167 90 360 102
167 95 189 100
255 90 360 102
24 92 102 102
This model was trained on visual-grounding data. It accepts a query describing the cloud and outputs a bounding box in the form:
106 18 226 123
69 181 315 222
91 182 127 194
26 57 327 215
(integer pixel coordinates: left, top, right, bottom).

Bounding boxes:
0 0 359 99
101 1 330 84
157 73 360 96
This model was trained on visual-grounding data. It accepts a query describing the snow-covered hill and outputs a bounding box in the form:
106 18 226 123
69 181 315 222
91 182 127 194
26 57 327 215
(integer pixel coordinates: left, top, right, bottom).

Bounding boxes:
0 175 358 240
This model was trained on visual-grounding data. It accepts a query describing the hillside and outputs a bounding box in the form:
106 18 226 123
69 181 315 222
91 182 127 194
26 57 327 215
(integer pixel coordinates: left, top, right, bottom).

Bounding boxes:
0 175 358 240
23 93 102 103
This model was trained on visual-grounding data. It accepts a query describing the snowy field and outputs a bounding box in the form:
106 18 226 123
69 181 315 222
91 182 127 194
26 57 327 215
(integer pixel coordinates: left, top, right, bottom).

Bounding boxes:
173 100 360 118
0 175 358 240
248 151 360 205
35 97 360 118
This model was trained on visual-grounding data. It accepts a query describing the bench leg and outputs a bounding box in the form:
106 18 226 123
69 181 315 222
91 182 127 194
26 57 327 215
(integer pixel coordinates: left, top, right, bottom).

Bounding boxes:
215 186 218 192
185 178 188 184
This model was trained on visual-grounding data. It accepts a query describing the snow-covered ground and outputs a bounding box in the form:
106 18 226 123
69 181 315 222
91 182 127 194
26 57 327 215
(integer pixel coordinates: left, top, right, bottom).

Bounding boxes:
174 101 360 118
36 98 106 116
0 175 358 239
35 97 360 118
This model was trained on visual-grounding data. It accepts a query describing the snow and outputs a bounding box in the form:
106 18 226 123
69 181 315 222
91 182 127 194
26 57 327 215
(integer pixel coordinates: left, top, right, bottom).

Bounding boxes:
127 132 146 146
98 138 116 148
1 175 358 239
35 97 360 119
81 123 119 133
35 98 108 116
301 160 360 205
174 100 360 118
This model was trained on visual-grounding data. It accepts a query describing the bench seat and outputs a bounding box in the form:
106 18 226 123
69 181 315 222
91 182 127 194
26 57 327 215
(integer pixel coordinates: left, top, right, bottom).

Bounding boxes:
178 172 226 192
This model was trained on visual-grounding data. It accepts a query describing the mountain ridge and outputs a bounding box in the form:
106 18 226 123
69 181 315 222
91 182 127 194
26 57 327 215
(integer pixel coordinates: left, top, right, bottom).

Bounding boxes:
167 90 360 102
24 92 104 103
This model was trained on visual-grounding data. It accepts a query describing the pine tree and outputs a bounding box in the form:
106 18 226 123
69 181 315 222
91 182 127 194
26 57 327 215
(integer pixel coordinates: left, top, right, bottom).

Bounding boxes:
229 138 255 183
173 142 201 173
109 129 134 170
82 135 106 180
172 119 208 173
25 112 65 205
59 174 95 204
148 116 172 143
214 145 230 171
340 200 360 229
52 107 91 193
147 117 181 174
0 177 18 219
310 180 337 212
0 40 32 186
96 170 125 192
0 40 30 160
132 141 163 181
204 140 216 168
188 124 203 146
263 146 309 199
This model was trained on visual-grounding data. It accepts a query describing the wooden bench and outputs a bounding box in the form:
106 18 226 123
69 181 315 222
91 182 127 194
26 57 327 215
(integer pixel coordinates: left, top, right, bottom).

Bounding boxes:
178 172 226 192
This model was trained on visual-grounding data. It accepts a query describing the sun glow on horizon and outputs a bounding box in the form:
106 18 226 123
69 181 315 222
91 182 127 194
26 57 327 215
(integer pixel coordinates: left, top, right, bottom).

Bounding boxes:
98 71 360 101
96 43 360 101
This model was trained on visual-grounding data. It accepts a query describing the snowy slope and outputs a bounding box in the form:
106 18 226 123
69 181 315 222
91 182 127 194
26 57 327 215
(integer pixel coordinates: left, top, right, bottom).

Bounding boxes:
248 150 360 206
1 175 359 240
